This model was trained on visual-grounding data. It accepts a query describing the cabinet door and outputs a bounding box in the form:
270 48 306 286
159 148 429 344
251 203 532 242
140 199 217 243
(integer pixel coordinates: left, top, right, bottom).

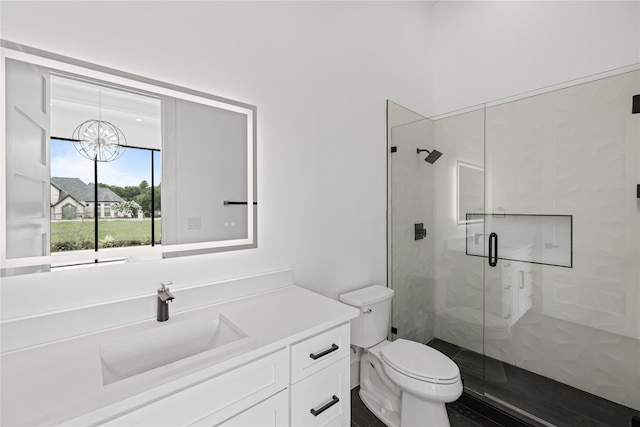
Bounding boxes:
103 349 287 427
291 358 350 427
219 389 288 426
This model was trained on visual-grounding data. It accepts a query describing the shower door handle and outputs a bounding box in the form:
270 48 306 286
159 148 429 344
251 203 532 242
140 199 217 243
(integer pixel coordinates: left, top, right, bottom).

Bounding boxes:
488 232 498 267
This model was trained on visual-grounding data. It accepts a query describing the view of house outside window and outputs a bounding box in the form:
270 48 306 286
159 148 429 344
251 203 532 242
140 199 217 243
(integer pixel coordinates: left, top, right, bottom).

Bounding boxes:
50 138 161 253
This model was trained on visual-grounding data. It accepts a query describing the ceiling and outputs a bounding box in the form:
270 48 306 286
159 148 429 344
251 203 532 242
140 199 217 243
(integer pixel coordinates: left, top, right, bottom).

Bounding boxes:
50 74 162 150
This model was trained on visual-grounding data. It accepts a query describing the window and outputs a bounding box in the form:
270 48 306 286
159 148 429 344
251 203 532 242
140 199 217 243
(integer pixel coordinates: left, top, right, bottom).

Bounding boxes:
50 138 161 257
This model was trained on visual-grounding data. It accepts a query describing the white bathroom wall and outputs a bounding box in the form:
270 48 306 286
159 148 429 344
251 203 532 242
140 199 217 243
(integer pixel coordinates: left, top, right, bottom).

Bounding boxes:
0 1 434 319
431 0 640 115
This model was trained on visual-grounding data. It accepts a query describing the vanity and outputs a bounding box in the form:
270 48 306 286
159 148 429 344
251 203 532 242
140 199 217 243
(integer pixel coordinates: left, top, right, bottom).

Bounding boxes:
0 42 359 426
0 269 360 426
0 43 359 425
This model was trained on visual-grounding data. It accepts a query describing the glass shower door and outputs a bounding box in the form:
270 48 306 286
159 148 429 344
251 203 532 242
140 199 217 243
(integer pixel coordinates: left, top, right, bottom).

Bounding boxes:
387 101 487 397
481 70 640 424
430 107 486 396
388 107 439 348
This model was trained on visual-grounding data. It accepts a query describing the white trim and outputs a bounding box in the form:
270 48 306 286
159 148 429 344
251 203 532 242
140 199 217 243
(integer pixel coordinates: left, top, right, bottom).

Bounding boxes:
0 48 7 266
3 49 255 116
1 237 254 269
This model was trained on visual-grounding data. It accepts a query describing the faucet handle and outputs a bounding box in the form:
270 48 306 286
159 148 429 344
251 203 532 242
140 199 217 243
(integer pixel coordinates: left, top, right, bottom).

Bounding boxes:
158 281 175 303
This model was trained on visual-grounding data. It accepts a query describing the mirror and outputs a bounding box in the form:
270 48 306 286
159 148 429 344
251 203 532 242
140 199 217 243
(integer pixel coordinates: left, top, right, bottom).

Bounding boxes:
1 41 256 276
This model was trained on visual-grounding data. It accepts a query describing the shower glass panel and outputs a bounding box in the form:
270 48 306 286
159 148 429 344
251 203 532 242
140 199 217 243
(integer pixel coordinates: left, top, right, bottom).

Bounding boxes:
481 70 640 423
430 107 486 395
389 112 438 347
388 67 640 426
387 102 486 396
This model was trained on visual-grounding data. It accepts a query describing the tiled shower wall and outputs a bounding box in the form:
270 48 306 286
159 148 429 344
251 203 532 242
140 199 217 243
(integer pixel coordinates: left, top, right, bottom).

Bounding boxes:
392 70 640 411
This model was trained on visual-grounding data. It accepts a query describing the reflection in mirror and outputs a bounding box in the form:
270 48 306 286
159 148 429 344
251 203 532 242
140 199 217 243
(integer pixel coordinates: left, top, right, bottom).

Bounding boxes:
162 98 248 250
49 74 162 262
456 161 484 224
1 41 256 277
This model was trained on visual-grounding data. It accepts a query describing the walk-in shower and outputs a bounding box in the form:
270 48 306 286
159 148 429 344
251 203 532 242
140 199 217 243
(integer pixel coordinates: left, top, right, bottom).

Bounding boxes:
387 68 640 426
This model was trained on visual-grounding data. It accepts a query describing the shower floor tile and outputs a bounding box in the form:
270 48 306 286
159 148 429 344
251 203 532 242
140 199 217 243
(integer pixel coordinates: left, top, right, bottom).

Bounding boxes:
429 338 640 427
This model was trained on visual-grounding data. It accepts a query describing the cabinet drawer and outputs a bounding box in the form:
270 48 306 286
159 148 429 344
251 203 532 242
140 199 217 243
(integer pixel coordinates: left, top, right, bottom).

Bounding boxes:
290 357 350 427
104 349 288 427
290 323 350 383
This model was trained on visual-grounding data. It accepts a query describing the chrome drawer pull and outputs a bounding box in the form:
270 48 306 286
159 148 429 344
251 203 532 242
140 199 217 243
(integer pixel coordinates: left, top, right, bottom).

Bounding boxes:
310 395 340 416
309 344 339 360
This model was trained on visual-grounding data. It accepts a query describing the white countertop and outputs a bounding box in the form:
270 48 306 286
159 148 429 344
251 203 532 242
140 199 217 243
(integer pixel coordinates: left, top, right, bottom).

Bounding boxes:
1 285 359 426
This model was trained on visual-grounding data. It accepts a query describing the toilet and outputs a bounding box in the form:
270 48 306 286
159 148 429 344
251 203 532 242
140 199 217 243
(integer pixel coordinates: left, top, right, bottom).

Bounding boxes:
340 285 463 427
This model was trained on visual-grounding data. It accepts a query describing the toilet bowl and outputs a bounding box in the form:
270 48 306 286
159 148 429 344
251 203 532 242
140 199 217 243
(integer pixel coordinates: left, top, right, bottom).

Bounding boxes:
340 285 463 427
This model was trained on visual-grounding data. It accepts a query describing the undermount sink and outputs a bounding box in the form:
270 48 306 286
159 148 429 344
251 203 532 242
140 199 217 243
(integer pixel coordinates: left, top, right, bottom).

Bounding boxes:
100 313 249 385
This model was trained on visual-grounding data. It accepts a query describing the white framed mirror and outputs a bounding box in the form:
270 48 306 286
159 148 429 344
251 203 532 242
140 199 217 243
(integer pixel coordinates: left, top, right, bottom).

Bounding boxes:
1 41 257 276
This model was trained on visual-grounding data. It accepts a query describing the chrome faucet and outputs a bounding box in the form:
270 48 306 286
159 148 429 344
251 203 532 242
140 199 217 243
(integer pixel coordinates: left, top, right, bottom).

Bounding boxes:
157 281 175 322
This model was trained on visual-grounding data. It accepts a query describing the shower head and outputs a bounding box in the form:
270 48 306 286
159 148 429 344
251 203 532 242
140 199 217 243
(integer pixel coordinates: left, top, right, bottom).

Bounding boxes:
417 148 443 164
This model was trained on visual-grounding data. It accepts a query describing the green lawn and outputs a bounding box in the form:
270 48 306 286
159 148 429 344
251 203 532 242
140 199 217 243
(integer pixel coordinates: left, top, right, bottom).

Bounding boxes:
51 219 161 251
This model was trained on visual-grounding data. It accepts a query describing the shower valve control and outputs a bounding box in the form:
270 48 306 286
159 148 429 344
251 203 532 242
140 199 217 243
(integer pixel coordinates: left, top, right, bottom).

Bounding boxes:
415 223 427 240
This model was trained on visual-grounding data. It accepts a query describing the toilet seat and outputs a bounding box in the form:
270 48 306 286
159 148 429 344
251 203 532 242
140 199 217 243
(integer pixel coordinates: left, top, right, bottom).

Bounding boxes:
380 339 460 384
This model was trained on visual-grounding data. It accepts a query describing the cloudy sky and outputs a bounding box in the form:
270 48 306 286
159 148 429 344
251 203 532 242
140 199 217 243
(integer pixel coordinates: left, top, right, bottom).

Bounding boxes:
50 139 161 188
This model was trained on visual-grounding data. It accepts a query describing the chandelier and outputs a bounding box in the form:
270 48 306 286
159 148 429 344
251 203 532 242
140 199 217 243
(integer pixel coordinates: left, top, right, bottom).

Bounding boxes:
72 119 127 162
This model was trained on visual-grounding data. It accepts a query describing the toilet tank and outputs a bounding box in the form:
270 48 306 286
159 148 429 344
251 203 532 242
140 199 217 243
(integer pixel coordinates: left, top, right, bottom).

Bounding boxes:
339 285 394 348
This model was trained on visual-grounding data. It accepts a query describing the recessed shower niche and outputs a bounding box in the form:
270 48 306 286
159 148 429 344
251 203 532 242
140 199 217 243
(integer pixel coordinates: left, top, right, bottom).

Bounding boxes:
465 214 572 268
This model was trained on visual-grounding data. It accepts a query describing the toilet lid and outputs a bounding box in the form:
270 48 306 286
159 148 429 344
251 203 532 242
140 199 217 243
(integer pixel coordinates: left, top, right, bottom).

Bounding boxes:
380 339 460 383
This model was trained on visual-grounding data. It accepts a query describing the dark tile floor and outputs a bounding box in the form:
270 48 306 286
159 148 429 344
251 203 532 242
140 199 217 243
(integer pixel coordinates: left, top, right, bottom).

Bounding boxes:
351 339 640 427
429 339 640 427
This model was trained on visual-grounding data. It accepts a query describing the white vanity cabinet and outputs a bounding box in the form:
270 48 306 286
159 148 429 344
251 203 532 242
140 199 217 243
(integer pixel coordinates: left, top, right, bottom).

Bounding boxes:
220 389 289 426
101 349 289 427
94 324 352 427
289 323 351 427
2 278 360 427
500 251 533 327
